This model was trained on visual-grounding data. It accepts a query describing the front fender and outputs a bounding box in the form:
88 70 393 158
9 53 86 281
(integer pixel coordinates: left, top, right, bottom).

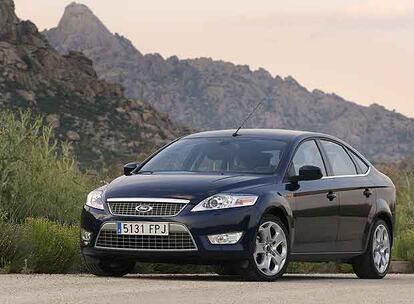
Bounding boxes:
255 191 294 247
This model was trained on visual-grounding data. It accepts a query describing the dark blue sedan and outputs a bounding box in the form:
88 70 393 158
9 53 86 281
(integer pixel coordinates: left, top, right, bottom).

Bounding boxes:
80 129 395 281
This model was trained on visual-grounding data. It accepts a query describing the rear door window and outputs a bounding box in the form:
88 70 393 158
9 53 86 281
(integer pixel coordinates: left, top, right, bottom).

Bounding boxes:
320 140 357 176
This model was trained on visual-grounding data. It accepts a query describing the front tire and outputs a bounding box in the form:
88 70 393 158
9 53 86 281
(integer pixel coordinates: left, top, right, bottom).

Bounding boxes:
352 219 392 279
83 255 135 277
240 215 289 281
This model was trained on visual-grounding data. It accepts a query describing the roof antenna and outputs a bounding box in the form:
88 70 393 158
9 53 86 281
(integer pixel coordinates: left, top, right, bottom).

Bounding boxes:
233 101 263 137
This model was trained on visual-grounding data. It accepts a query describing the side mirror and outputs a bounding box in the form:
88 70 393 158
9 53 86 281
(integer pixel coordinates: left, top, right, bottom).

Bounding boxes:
124 162 139 176
290 165 323 183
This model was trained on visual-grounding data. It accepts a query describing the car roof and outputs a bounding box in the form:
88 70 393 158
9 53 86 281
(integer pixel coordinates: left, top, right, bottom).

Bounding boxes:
183 129 330 142
182 129 371 165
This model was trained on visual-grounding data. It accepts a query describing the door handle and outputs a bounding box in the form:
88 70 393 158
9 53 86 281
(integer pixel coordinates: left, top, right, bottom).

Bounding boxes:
363 188 373 198
326 191 337 201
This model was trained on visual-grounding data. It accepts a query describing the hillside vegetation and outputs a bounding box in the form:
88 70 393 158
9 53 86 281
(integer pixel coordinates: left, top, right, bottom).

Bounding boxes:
0 110 205 274
0 110 99 272
379 165 414 262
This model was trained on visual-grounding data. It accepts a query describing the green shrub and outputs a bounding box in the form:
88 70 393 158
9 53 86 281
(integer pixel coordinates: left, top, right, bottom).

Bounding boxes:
0 110 97 225
378 167 414 235
395 174 414 234
11 218 80 273
0 220 17 271
393 230 414 262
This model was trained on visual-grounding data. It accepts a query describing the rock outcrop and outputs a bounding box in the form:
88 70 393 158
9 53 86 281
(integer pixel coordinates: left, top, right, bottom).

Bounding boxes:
44 2 414 162
0 0 188 168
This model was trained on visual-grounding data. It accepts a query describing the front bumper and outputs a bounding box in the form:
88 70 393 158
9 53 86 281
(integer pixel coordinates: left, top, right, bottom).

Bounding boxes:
80 203 261 264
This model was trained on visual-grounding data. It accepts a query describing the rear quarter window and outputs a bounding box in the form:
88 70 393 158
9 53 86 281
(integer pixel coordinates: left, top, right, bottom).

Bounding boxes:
348 149 370 174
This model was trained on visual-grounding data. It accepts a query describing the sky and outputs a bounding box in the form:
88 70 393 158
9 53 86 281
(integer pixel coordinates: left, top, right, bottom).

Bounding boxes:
14 0 414 118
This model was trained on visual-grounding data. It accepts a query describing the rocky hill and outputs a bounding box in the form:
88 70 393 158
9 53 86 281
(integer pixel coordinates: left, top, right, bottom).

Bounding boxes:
0 0 187 169
44 2 414 162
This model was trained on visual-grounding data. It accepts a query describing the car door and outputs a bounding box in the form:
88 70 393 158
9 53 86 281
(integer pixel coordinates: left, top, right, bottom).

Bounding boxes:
319 140 375 252
287 139 339 253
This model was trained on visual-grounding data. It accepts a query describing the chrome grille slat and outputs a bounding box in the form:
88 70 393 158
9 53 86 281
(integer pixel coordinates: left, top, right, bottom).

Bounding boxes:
107 199 188 217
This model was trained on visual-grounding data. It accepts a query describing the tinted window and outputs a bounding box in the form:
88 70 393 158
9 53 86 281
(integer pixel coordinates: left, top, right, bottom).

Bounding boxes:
289 140 326 177
139 138 287 174
320 141 357 176
349 150 369 174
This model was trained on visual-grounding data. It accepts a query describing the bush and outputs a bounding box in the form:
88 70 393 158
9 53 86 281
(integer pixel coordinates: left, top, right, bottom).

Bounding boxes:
395 173 414 234
0 220 17 271
380 169 414 262
393 230 414 262
11 218 80 273
377 166 414 234
0 110 95 274
0 110 97 225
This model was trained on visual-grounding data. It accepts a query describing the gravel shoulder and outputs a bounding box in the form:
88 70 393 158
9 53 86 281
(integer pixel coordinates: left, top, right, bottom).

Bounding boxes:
0 273 413 304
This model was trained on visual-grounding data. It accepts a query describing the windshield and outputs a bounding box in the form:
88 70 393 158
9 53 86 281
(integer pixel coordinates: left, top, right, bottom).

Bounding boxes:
138 137 287 174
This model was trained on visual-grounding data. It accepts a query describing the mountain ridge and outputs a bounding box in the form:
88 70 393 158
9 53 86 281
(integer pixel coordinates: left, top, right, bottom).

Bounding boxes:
44 2 414 162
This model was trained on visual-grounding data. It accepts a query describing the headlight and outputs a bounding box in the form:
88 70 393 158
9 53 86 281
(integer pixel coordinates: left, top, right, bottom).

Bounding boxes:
85 186 106 210
191 194 258 212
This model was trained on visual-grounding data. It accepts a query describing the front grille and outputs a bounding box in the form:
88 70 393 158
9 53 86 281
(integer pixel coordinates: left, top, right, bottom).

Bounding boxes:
95 223 197 251
107 198 188 217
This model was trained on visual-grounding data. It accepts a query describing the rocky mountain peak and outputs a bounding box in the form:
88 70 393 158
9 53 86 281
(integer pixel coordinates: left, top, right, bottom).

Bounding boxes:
46 2 142 58
1 0 187 168
0 0 119 98
58 2 110 37
0 0 19 37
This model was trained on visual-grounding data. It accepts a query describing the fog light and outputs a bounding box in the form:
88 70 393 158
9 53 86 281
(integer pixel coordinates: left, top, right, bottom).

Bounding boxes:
81 229 92 245
208 232 243 245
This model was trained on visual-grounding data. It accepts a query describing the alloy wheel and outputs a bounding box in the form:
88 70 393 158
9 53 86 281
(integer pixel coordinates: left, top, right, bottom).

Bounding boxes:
372 224 390 274
254 221 288 276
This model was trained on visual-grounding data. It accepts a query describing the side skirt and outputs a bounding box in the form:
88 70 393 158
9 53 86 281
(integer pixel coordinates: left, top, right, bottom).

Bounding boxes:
290 251 364 263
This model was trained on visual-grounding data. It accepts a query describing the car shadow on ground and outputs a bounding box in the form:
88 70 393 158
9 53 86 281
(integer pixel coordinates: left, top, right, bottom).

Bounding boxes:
124 274 356 282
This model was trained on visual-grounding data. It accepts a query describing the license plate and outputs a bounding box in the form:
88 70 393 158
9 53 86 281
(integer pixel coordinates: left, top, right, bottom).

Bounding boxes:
116 222 169 236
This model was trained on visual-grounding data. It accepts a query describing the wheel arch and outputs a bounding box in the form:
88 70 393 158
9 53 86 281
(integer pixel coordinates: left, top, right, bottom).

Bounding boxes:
374 196 395 247
374 212 394 247
255 192 294 249
264 206 290 234
261 203 294 250
364 205 394 252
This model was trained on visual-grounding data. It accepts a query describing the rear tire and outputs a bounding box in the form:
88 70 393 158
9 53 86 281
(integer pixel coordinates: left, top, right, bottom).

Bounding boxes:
239 215 290 281
83 255 135 277
352 219 391 279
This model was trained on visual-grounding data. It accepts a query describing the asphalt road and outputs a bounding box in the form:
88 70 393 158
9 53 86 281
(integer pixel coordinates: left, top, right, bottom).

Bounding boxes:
0 273 413 304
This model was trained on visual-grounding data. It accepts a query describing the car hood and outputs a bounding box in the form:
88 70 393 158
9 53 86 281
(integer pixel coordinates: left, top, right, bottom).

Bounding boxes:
104 173 274 203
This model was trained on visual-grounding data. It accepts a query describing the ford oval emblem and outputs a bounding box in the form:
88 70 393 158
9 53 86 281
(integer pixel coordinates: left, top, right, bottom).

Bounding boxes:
135 205 153 213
